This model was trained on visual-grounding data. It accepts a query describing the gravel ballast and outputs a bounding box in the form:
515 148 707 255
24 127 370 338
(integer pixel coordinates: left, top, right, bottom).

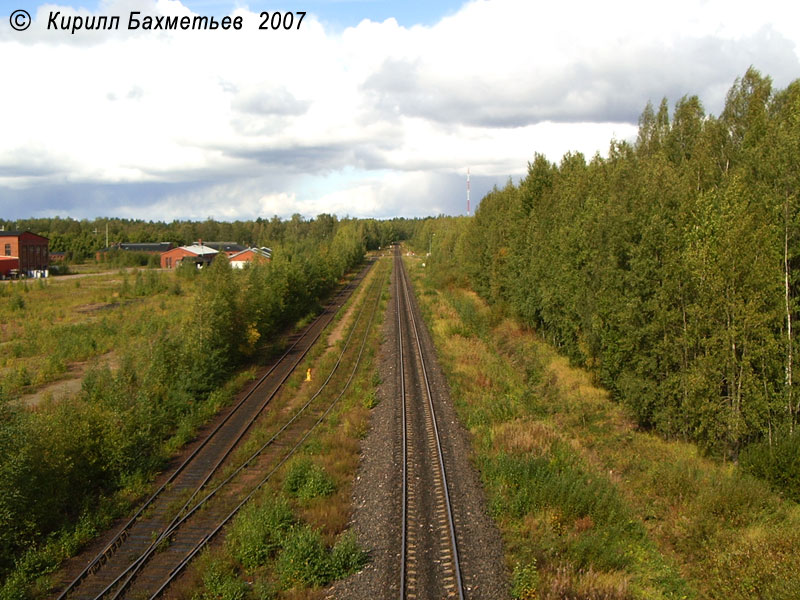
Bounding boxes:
329 259 509 599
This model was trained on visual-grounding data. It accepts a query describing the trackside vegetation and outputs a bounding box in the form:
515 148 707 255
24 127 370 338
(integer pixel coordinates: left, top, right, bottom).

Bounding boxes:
406 258 800 599
0 217 375 598
180 256 389 600
414 68 800 500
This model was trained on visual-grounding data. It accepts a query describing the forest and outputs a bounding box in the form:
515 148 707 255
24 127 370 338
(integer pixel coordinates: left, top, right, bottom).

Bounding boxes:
416 68 800 499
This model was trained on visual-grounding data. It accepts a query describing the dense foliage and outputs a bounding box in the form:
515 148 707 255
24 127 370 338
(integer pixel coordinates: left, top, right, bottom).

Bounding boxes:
416 69 800 490
0 217 370 589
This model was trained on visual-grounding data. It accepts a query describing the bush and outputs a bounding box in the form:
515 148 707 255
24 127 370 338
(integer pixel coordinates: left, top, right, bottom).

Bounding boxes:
198 561 248 600
275 525 329 588
275 526 366 588
283 459 336 501
48 264 70 276
483 450 645 571
228 496 294 569
328 531 367 579
740 433 800 502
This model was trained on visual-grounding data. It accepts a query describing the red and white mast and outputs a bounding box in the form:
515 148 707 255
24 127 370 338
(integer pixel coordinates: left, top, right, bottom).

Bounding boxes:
467 168 471 216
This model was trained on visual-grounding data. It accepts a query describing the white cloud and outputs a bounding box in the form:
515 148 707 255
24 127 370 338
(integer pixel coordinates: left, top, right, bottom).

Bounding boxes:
1 0 799 219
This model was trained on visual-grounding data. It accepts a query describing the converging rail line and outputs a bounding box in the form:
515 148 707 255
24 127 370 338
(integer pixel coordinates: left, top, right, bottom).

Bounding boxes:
54 259 385 600
394 246 465 600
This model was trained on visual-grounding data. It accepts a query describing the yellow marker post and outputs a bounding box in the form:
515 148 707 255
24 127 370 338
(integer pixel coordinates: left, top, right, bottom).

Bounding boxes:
305 368 312 382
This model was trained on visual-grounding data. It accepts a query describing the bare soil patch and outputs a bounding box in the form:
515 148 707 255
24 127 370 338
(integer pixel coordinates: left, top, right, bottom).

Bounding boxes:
20 351 119 408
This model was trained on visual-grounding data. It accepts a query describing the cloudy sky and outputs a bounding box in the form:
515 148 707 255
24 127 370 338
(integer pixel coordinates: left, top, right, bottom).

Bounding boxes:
1 0 799 222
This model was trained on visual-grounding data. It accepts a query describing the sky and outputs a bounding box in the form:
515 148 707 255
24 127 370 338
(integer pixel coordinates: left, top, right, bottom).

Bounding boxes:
0 0 799 222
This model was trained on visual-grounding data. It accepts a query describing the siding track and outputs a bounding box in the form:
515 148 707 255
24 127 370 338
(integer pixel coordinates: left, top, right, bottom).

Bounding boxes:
53 258 386 600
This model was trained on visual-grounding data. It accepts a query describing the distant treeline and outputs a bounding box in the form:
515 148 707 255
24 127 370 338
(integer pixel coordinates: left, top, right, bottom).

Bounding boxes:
416 69 800 498
0 214 415 262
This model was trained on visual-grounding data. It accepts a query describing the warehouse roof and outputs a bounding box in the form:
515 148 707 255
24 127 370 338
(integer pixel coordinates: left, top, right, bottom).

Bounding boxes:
180 245 218 256
98 242 173 253
202 241 247 253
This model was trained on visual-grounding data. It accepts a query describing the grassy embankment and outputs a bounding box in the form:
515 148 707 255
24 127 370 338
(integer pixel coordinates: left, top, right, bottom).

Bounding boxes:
175 256 390 600
405 256 800 600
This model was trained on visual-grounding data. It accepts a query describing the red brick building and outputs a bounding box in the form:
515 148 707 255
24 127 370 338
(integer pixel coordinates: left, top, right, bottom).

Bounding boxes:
160 244 218 269
229 247 272 268
0 231 49 276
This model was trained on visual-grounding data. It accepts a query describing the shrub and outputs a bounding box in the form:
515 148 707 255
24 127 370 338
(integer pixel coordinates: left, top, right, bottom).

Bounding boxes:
9 295 24 311
483 451 645 571
228 496 294 569
275 525 329 588
198 561 248 600
283 459 336 501
275 526 366 588
740 433 800 502
328 531 367 579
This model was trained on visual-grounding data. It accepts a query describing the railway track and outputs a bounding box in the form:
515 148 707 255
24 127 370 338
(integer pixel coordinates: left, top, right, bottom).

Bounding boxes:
53 258 386 600
394 247 465 600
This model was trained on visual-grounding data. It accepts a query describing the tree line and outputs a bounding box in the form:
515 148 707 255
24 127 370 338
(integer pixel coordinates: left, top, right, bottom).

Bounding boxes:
416 68 800 498
0 214 413 263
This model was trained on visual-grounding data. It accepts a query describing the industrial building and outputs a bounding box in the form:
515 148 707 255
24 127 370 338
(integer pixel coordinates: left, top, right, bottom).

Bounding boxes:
0 231 49 277
160 244 218 269
96 242 173 261
229 247 272 268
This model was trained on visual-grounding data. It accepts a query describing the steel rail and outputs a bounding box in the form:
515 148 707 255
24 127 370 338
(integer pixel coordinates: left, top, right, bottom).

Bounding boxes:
57 264 370 600
397 249 408 600
396 248 465 600
145 258 390 599
102 260 384 600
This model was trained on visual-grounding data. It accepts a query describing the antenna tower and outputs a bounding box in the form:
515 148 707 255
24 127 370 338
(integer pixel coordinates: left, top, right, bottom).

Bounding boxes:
467 168 471 216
